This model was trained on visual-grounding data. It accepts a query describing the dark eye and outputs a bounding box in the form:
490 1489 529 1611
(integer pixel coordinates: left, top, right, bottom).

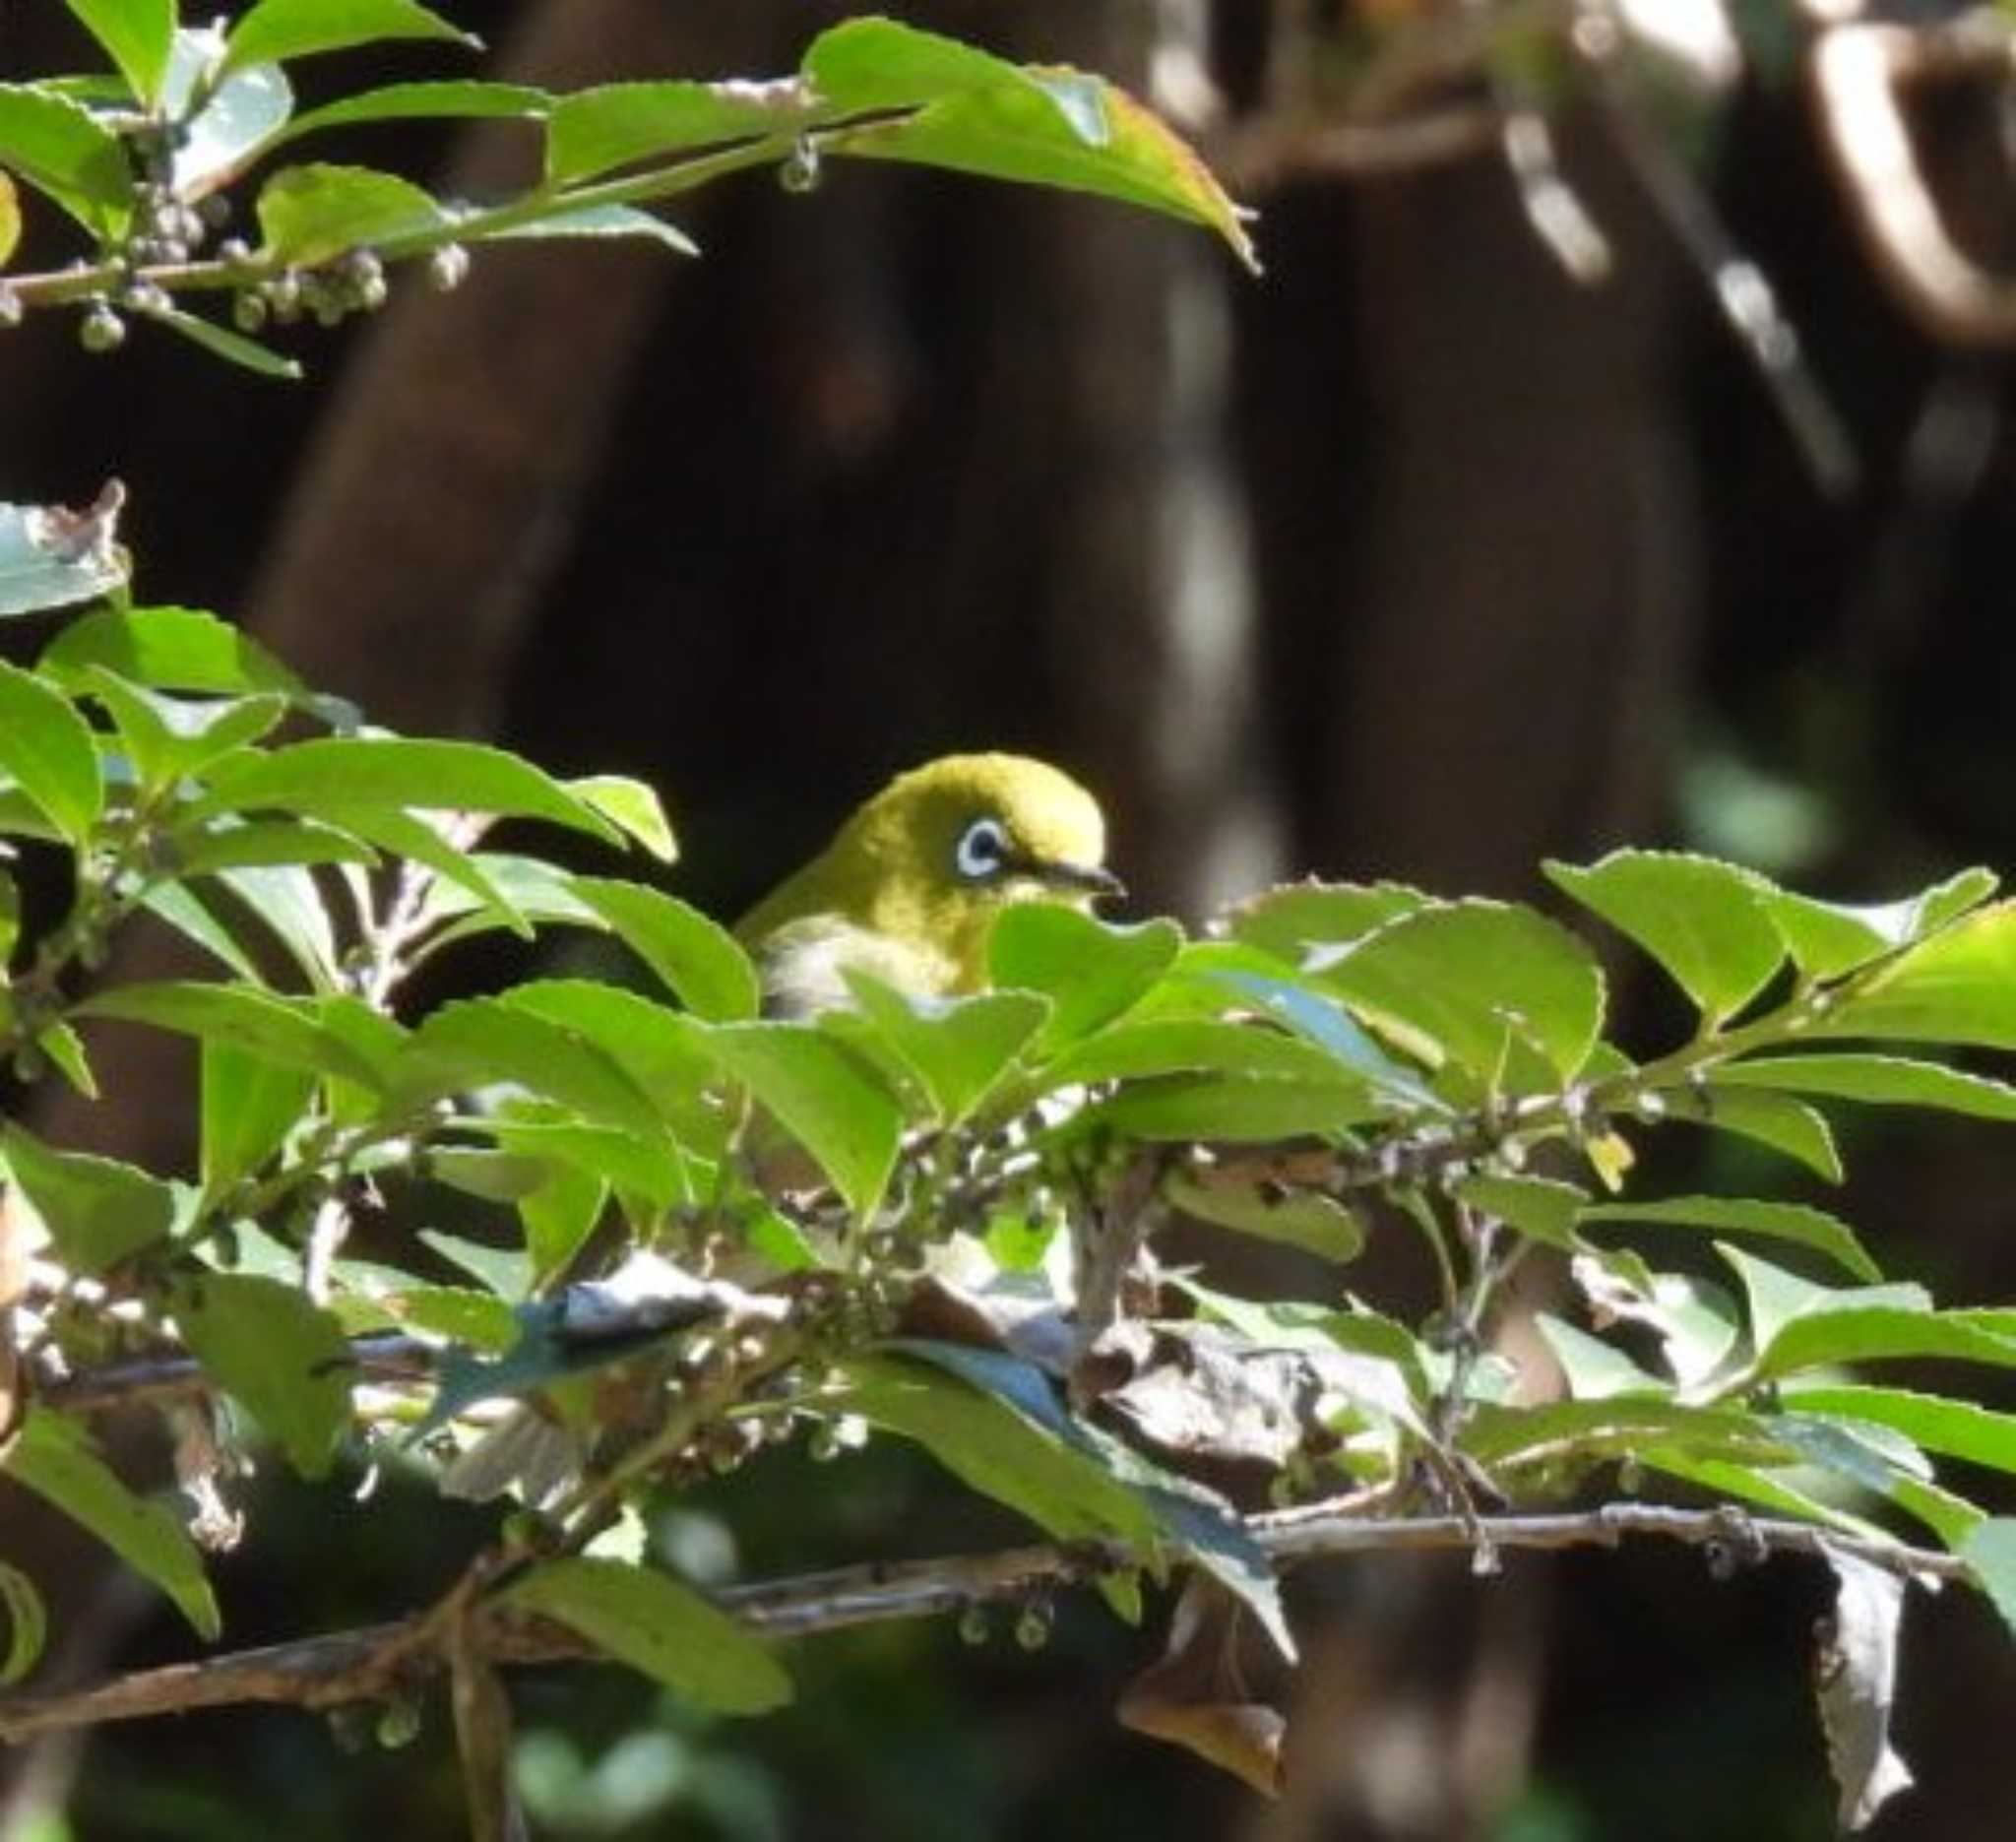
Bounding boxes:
954 816 1010 882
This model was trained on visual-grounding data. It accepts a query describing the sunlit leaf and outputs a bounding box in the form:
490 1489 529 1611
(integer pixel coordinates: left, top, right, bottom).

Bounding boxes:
1816 903 2016 1049
222 0 477 78
1712 1052 2016 1121
0 663 100 842
1580 1195 1878 1283
65 0 176 107
173 1272 351 1478
1 1125 173 1274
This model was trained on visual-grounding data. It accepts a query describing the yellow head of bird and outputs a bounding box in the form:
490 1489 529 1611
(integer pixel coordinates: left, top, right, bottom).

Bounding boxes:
736 752 1120 1008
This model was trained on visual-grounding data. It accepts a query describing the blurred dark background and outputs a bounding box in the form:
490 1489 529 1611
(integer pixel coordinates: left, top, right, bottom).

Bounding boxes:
4 1 2016 1837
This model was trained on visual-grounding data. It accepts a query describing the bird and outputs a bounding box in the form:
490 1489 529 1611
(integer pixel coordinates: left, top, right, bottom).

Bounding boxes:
735 752 1122 1014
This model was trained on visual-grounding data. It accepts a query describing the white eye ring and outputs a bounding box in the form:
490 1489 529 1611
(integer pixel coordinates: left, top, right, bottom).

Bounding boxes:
955 816 1012 882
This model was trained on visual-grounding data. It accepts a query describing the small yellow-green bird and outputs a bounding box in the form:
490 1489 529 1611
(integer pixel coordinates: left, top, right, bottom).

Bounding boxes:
736 752 1121 1014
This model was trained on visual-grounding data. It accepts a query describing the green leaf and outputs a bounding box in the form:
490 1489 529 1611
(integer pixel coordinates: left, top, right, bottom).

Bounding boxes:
41 606 307 698
1712 1052 2016 1121
418 1230 531 1302
805 19 1256 272
545 80 813 184
324 806 532 942
0 662 101 842
1645 1451 1880 1538
1571 1252 1740 1388
277 79 548 146
1545 850 1782 1025
0 1559 47 1687
169 815 376 877
1670 1083 1844 1181
1780 1384 2016 1479
708 1022 901 1217
1579 1195 1879 1283
1815 903 2016 1049
166 30 295 196
1719 1244 1928 1355
66 0 176 106
1041 1016 1362 1089
1217 880 1428 965
476 201 698 255
518 1162 607 1283
147 303 304 379
1962 1520 2016 1641
0 502 128 620
1534 1313 1669 1399
0 84 133 232
77 673 290 793
567 775 676 863
566 876 759 1022
838 1349 1160 1549
1088 1071 1384 1141
138 880 262 981
0 169 18 266
222 0 477 77
1754 1304 2016 1383
212 862 344 988
395 997 671 1145
1462 1398 1791 1471
255 161 450 266
5 1410 220 1638
200 1040 313 1197
36 1020 94 1097
1312 899 1605 1088
487 1121 690 1219
841 974 1046 1125
1205 969 1447 1112
193 736 620 845
1457 1173 1589 1250
503 1557 790 1714
2 1125 173 1274
366 1283 519 1352
1760 867 1997 979
988 908 1181 1054
77 982 384 1089
173 1273 351 1478
1164 1175 1364 1263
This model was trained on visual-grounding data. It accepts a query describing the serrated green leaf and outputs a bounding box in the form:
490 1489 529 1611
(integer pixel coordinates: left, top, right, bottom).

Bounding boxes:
1463 1398 1791 1470
222 0 476 78
321 805 531 942
200 1040 313 1197
477 201 698 255
503 1557 791 1713
211 862 344 987
2 1125 173 1274
1165 1175 1364 1262
806 19 1256 271
169 815 376 877
1815 903 2016 1049
519 1161 607 1283
418 1230 531 1302
989 908 1181 1054
1535 1313 1668 1399
166 29 295 195
0 662 101 842
566 876 758 1022
254 161 449 266
41 606 306 698
0 84 133 233
368 1283 519 1352
1217 880 1428 965
5 1409 220 1638
838 1349 1159 1549
708 1022 901 1217
66 0 176 106
0 1558 47 1686
1312 899 1605 1089
1669 1082 1844 1181
1719 1243 1929 1356
278 79 548 147
1581 1195 1879 1283
1458 1173 1589 1249
394 997 670 1146
1041 1016 1354 1090
1712 1052 2016 1121
193 736 620 845
544 79 814 184
138 880 262 981
173 1272 350 1478
1546 850 1782 1024
1962 1519 2016 1640
566 775 675 863
0 169 18 267
79 673 290 794
1782 1384 2016 1478
1088 1071 1383 1141
77 982 383 1089
841 974 1046 1124
36 1020 94 1098
1646 1450 1883 1538
1755 1304 2016 1383
1205 969 1447 1112
1760 867 1998 979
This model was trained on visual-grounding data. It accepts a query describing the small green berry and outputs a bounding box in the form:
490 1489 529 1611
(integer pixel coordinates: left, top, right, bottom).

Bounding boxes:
79 304 125 352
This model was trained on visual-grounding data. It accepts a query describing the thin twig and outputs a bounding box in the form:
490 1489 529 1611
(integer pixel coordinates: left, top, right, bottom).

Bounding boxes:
0 1499 1968 1745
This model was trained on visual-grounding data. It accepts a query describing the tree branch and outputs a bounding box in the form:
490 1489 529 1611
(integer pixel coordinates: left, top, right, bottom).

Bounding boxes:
0 1498 1968 1746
